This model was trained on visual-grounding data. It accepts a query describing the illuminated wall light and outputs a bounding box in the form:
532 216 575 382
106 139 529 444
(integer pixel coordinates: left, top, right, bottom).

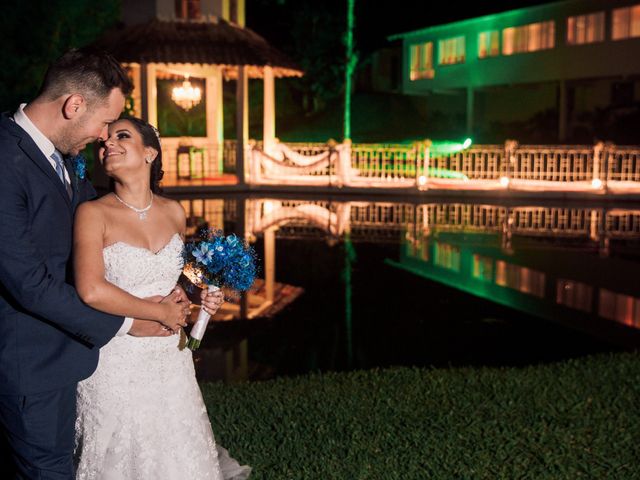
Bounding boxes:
418 175 427 186
499 176 510 187
430 138 473 155
591 178 603 189
263 200 275 215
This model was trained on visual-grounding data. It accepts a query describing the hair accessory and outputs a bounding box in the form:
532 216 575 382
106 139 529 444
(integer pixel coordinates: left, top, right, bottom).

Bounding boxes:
150 124 161 144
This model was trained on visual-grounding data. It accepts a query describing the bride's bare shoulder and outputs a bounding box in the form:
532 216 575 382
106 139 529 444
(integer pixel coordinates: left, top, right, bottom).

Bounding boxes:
74 198 112 235
76 194 116 217
154 194 186 223
76 196 108 214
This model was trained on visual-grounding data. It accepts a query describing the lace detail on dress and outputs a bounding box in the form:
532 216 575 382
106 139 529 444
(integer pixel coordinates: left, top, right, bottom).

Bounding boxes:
74 234 250 480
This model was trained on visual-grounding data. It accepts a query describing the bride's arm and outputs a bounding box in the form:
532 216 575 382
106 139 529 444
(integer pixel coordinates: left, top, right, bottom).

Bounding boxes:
73 201 187 332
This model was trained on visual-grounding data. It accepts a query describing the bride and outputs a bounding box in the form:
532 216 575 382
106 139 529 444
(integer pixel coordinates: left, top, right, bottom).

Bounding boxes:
72 116 250 479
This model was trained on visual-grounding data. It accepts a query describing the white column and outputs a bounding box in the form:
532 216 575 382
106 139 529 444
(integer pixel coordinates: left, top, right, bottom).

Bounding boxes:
206 66 224 175
263 66 275 156
236 0 245 26
128 63 142 118
141 63 158 128
235 66 248 184
264 226 275 303
140 62 148 122
236 197 249 318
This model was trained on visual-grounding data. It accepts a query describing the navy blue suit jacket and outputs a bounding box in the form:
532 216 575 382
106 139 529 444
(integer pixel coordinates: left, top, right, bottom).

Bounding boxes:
0 113 123 395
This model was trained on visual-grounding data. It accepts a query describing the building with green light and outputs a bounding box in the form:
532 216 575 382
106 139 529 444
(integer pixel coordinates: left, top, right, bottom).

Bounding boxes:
389 0 640 144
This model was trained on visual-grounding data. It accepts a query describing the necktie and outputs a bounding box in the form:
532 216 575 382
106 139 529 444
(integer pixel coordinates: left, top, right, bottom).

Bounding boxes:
51 150 73 199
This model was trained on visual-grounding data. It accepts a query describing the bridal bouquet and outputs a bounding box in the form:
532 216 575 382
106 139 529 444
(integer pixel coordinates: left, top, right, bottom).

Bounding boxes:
183 229 257 350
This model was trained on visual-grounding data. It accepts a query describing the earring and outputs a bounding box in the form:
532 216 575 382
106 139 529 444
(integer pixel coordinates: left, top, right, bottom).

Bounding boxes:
145 156 153 164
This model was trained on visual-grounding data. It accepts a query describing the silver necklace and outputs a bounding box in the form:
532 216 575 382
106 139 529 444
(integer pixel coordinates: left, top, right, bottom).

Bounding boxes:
114 191 154 220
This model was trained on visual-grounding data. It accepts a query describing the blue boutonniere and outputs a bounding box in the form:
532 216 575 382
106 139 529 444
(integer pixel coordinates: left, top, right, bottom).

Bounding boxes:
72 154 87 180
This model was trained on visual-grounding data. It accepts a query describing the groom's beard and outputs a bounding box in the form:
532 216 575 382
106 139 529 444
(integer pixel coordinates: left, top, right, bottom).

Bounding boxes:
54 118 95 156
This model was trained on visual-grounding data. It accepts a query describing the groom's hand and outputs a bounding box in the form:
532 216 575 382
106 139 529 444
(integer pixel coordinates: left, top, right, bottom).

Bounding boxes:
171 285 190 304
138 293 188 333
128 319 173 337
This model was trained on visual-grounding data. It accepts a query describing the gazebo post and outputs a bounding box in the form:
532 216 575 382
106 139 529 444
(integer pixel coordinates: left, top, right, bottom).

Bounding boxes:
140 62 148 121
206 66 224 175
147 64 158 128
127 63 142 118
264 226 275 303
263 66 275 156
235 65 248 184
140 62 158 128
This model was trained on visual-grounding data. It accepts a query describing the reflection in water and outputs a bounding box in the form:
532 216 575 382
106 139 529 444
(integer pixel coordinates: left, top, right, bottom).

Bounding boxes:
398 205 640 336
175 196 640 382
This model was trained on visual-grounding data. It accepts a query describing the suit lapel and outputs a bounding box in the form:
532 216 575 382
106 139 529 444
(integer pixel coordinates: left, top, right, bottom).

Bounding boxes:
2 115 73 208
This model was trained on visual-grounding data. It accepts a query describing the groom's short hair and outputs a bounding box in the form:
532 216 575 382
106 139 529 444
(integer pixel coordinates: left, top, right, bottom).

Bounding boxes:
38 47 133 107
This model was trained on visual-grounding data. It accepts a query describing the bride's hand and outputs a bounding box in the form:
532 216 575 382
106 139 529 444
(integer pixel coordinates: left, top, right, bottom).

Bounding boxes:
200 288 224 318
158 289 191 333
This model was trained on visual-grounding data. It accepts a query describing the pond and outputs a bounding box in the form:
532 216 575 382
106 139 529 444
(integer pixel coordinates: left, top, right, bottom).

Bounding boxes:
172 194 640 382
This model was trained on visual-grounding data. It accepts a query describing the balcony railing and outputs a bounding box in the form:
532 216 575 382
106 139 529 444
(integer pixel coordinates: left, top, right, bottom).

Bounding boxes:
163 138 640 193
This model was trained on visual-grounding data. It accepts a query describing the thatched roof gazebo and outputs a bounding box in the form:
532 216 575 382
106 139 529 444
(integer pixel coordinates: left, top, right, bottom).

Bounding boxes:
92 0 302 184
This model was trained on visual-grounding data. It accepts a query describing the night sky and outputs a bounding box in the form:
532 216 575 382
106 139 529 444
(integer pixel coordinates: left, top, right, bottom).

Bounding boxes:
248 0 560 55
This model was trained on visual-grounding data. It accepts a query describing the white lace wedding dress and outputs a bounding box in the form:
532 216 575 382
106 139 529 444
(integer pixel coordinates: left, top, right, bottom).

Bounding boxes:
75 233 250 480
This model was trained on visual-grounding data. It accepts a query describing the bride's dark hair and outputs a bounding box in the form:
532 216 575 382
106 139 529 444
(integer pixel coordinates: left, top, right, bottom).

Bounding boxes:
120 116 164 193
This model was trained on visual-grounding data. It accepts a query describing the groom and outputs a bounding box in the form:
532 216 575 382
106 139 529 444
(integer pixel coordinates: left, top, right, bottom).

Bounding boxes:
0 48 182 479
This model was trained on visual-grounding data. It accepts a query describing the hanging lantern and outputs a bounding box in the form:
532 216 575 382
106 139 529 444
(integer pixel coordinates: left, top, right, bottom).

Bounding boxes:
171 75 202 111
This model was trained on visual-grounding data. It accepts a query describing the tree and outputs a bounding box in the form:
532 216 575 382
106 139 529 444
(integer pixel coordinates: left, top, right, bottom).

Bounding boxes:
248 0 346 115
343 0 356 140
0 0 119 111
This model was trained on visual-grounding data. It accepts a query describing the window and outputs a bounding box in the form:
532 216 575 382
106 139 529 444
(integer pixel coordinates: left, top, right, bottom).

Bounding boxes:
175 0 201 19
478 31 500 58
410 42 434 80
495 261 545 298
599 289 640 327
612 4 640 40
438 36 466 65
434 242 460 272
472 254 494 282
556 279 593 312
502 21 555 55
407 238 429 261
567 12 605 45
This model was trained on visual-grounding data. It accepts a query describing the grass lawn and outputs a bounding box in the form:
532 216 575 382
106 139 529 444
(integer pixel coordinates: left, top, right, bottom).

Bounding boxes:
202 352 640 479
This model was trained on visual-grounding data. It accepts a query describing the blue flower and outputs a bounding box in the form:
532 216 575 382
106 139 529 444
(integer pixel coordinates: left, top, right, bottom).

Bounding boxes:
72 154 87 180
192 243 214 265
183 228 258 292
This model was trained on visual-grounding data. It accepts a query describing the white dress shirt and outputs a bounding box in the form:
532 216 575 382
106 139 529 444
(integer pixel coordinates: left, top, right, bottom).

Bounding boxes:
13 104 133 336
14 103 71 184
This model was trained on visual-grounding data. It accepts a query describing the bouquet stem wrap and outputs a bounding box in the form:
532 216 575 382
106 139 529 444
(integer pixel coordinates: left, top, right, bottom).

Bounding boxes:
187 285 220 351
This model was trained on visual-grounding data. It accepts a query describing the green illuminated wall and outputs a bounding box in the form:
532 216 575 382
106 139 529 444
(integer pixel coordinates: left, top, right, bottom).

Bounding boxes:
392 0 640 94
